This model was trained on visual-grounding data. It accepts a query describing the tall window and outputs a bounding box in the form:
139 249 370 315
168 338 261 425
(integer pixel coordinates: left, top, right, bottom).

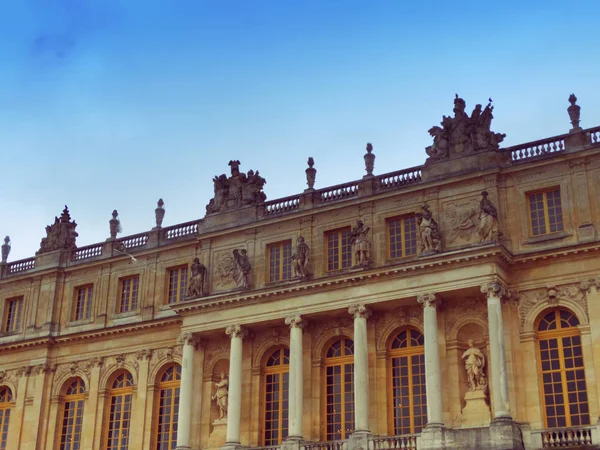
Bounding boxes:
263 348 289 445
389 329 427 435
528 188 564 236
154 364 181 450
326 228 352 271
537 309 590 428
268 242 293 282
105 371 134 450
324 338 354 440
119 277 139 313
0 386 12 450
59 378 86 450
167 267 188 304
73 285 93 321
388 216 417 259
3 297 23 333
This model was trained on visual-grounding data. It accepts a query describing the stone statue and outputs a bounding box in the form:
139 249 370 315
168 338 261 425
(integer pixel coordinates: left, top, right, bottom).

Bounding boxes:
462 340 487 391
109 210 121 239
568 94 581 131
186 257 207 298
232 249 251 289
291 236 310 279
1 236 10 263
206 161 267 214
364 143 375 176
37 206 79 254
155 199 165 228
426 95 506 160
212 372 229 420
416 204 442 255
478 191 501 243
305 157 316 190
350 220 371 266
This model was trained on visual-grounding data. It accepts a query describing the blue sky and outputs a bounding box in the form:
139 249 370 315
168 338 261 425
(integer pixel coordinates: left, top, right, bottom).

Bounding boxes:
1 0 599 261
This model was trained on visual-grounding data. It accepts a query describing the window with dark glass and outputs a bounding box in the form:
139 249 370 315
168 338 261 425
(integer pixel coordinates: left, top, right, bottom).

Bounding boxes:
268 242 293 282
119 277 139 313
528 188 564 236
324 338 354 440
263 348 289 445
388 216 418 259
326 228 352 271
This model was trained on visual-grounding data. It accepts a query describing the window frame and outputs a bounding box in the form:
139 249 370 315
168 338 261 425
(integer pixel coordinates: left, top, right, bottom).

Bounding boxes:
324 227 353 272
118 275 140 314
104 371 134 450
0 386 12 449
386 215 418 260
266 240 293 283
262 347 290 445
166 265 189 305
59 378 86 450
3 297 23 333
153 364 181 450
72 284 94 322
526 187 564 237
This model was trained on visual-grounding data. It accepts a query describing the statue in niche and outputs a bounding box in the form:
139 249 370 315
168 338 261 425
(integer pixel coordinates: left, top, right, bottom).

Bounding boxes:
186 257 207 298
206 160 267 214
212 372 229 420
291 236 310 279
233 249 251 289
478 191 501 243
462 340 487 391
425 95 506 160
350 220 371 266
38 206 79 254
416 204 442 255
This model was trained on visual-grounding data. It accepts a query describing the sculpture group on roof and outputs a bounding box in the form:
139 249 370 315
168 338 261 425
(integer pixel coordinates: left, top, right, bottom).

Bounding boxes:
206 160 267 214
37 206 78 254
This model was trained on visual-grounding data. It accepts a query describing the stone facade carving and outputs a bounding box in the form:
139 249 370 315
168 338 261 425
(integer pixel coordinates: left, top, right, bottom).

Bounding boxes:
206 160 267 214
204 342 230 374
425 95 506 160
348 303 371 319
155 198 165 228
478 191 501 243
212 372 229 420
568 94 581 131
225 324 248 339
135 349 153 361
215 249 251 290
33 362 56 376
444 198 480 246
1 236 9 263
374 307 423 351
148 346 182 380
38 206 78 254
462 340 487 391
186 257 208 298
416 204 442 255
291 236 310 279
350 220 371 267
364 143 375 176
109 210 121 240
305 157 316 190
178 332 199 347
285 314 304 329
444 298 488 338
417 293 440 308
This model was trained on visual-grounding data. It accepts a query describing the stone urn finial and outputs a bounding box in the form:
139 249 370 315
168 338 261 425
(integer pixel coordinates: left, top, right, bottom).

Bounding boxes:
1 236 10 263
155 198 165 228
364 142 375 177
109 210 121 240
305 157 316 191
568 93 581 131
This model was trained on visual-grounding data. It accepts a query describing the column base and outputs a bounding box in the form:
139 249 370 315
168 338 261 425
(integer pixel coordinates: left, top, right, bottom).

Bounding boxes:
489 417 524 450
282 437 303 450
221 442 243 450
348 430 370 450
418 420 524 450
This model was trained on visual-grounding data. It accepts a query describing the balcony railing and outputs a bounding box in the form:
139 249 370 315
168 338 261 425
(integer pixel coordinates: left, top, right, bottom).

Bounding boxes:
119 232 149 249
301 440 347 450
589 125 600 145
535 427 593 448
377 167 423 190
73 243 103 261
6 257 36 274
163 220 200 240
317 181 359 204
504 136 566 162
371 435 418 450
264 195 301 215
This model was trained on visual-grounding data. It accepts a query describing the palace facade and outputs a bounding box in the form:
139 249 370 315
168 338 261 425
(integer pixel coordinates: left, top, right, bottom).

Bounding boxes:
1 96 600 450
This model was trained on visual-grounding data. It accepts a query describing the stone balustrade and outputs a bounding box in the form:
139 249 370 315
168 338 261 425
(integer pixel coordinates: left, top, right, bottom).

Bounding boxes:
535 427 593 448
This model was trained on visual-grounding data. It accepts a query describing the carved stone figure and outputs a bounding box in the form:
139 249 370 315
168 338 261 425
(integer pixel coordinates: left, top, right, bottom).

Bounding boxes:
350 220 371 266
206 161 267 214
186 257 207 298
478 191 501 243
416 204 442 255
233 249 251 289
364 143 375 176
37 206 79 254
426 95 506 160
291 236 310 279
155 199 165 228
305 157 316 190
212 372 229 420
462 340 487 391
1 236 10 263
568 94 581 131
109 210 121 239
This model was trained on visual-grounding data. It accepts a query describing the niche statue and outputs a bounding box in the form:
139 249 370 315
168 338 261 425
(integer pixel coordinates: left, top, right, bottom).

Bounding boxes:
212 372 229 420
462 340 487 391
186 257 207 298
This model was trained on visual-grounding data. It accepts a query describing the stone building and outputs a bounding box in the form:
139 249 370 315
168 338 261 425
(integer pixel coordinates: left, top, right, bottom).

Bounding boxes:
1 95 600 450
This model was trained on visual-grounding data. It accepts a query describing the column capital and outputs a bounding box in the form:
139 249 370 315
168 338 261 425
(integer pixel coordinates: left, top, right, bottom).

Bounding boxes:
178 332 200 347
417 293 440 308
226 324 248 339
348 303 372 319
480 279 509 298
285 314 305 329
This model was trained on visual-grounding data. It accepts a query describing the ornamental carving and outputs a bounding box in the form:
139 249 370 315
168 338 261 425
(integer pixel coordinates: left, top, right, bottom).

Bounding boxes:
204 342 230 374
348 304 371 319
33 362 56 376
417 293 440 308
480 280 509 298
37 206 78 254
312 317 353 356
225 324 248 339
186 257 208 298
215 249 251 290
350 220 371 267
178 332 199 347
416 204 442 255
206 160 267 214
444 298 488 339
285 314 305 329
148 347 183 381
425 95 505 161
374 306 422 351
478 191 501 243
462 340 488 392
135 349 153 361
212 372 229 420
252 327 290 369
291 237 310 279
443 198 480 246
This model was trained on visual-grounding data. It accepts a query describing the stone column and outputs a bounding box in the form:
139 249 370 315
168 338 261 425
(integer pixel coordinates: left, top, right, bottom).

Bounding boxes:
177 332 198 450
481 280 511 419
417 293 443 427
225 324 248 448
348 304 372 433
285 314 305 440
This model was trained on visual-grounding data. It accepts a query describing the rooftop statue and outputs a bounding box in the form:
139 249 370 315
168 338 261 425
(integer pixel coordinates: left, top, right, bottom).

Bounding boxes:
37 206 78 254
206 160 267 214
426 95 506 160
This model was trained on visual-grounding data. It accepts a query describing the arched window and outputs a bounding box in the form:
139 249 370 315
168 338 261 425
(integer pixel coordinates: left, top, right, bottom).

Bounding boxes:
324 338 354 441
59 378 86 450
537 309 590 428
389 329 426 435
263 347 289 445
0 386 12 449
105 371 134 450
154 364 181 450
